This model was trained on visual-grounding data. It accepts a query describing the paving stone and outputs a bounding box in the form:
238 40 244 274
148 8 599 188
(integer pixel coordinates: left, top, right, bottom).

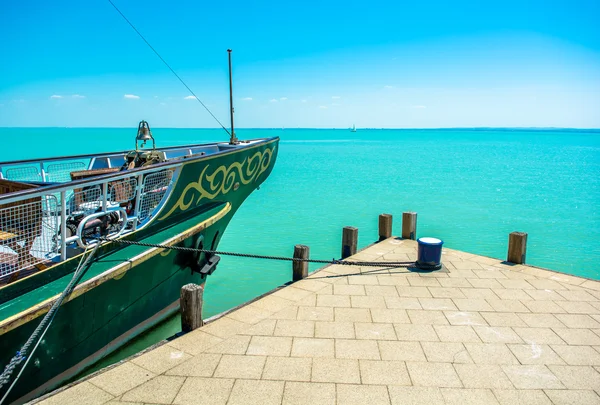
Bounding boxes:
227 379 284 405
501 365 564 389
293 278 332 292
408 277 441 287
172 377 234 405
396 286 432 298
454 364 514 388
200 317 248 338
553 328 600 345
519 313 566 328
497 279 535 290
487 299 531 313
317 294 351 307
556 301 599 314
121 375 185 404
557 290 598 302
239 319 277 336
408 309 450 325
481 312 527 327
513 327 566 344
525 289 565 301
418 298 458 311
166 330 223 355
440 388 500 405
547 365 600 389
378 341 427 361
213 354 266 379
421 342 472 363
464 343 519 365
473 326 523 343
507 344 565 365
262 356 312 381
522 300 567 314
551 345 600 365
384 296 422 309
492 389 552 405
274 320 315 337
315 321 356 338
334 307 372 322
528 279 565 290
89 362 155 396
348 275 380 285
370 308 410 323
365 285 401 297
544 389 600 405
205 335 251 355
38 381 113 405
387 386 445 405
453 299 494 312
351 295 387 308
272 286 315 302
359 359 411 385
246 336 293 356
556 314 600 328
291 337 335 358
335 339 381 359
377 275 410 286
434 325 481 343
394 324 439 341
444 311 488 326
165 353 222 377
439 278 472 288
428 287 467 299
227 304 275 324
282 382 336 405
336 383 391 405
297 306 334 321
271 306 300 320
406 362 463 387
252 295 295 312
461 288 500 300
130 344 191 374
355 322 398 340
334 284 366 295
312 358 361 383
468 279 503 289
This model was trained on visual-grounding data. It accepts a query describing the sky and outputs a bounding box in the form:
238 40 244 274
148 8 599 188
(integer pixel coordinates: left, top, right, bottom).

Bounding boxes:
0 0 599 128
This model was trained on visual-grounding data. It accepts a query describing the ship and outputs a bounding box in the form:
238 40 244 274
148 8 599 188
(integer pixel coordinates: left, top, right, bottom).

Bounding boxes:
0 40 279 404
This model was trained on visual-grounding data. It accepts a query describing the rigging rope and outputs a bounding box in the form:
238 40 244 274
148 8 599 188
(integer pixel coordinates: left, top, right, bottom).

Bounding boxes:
98 237 415 268
106 0 232 136
0 244 100 404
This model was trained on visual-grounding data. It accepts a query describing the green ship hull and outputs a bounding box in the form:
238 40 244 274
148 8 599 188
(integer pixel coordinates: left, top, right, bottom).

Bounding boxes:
0 137 279 404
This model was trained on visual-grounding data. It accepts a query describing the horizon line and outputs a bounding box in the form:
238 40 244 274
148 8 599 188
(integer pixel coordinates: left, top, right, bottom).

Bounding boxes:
0 126 599 131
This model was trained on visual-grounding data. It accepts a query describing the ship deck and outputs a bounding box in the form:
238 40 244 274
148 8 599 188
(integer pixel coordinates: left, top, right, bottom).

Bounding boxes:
35 238 600 405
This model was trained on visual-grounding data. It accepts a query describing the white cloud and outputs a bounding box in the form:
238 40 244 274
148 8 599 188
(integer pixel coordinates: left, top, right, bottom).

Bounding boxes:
412 105 426 109
331 103 340 106
319 105 328 109
301 99 307 103
72 94 85 99
183 95 197 100
331 96 340 99
242 97 253 101
280 97 288 101
50 95 63 99
154 95 159 99
269 99 278 103
124 94 140 99
160 102 167 106
384 85 394 89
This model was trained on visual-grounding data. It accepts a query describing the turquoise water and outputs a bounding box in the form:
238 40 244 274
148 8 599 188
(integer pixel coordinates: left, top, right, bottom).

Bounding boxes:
2 127 599 369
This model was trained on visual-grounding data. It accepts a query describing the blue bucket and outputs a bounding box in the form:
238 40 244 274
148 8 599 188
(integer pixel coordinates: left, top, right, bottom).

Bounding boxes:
416 237 443 270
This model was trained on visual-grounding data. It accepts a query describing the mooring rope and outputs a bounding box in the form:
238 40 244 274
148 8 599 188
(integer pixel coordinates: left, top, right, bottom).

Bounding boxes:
0 244 100 404
98 237 414 268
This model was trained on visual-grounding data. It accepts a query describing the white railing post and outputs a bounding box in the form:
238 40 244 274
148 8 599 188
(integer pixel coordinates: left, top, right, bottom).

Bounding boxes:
133 174 144 228
102 182 108 212
40 162 47 182
60 190 67 260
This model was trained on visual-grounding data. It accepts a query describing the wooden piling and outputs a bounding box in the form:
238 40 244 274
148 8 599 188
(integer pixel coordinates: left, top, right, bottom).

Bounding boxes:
342 226 358 259
507 232 527 264
378 214 393 241
180 283 204 332
402 212 417 240
293 244 310 281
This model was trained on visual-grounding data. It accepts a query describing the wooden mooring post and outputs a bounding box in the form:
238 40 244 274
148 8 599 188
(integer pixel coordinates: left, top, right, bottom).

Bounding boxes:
507 232 527 264
378 214 392 241
402 212 417 240
293 244 309 281
342 226 358 259
180 283 204 332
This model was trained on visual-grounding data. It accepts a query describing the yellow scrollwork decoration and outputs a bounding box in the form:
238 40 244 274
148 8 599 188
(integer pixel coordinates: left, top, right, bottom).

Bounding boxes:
158 147 274 220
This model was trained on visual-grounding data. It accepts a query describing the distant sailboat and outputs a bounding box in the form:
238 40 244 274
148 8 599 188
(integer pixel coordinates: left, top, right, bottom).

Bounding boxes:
350 124 357 132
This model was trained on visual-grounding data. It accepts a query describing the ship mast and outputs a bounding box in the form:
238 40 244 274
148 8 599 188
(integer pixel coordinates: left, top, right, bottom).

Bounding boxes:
227 49 238 144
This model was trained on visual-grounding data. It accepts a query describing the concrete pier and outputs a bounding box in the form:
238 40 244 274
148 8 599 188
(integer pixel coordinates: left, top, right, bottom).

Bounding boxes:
34 238 600 405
